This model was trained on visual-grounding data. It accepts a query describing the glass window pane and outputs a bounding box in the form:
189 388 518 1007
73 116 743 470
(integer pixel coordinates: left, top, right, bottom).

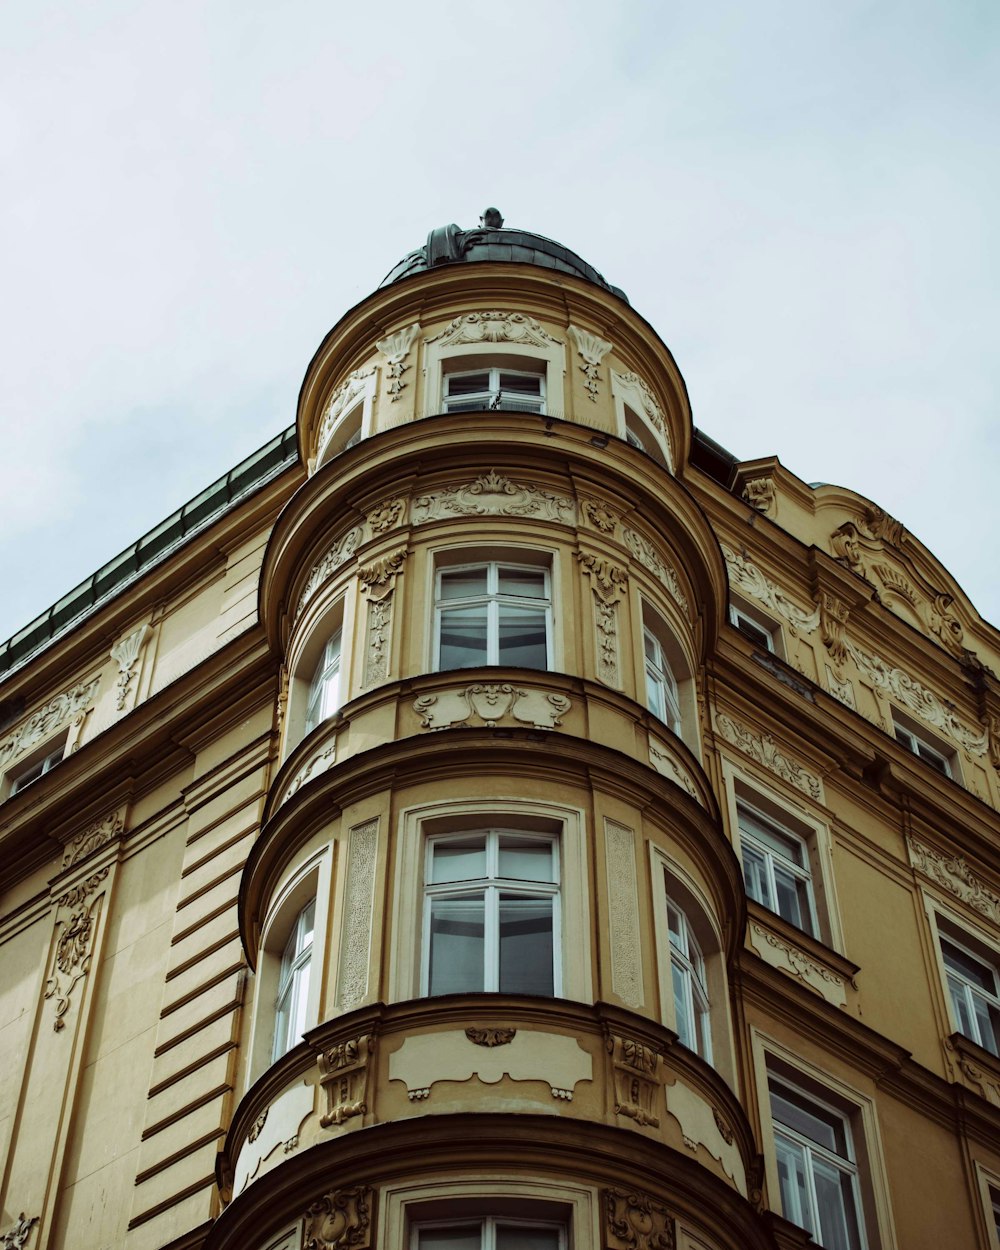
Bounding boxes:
973 997 999 1055
498 568 547 598
770 1084 846 1155
671 960 694 1048
429 897 485 995
948 977 977 1036
431 837 488 883
775 1135 814 1235
418 1227 482 1250
942 941 996 991
497 1229 560 1250
497 373 542 395
773 863 806 930
812 1155 862 1250
498 837 554 882
742 813 805 865
446 373 491 396
497 606 547 668
440 606 490 669
499 895 553 995
440 569 489 599
742 844 772 909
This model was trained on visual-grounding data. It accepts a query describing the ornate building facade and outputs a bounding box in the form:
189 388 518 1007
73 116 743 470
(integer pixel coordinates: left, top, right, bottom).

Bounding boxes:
1 212 1000 1250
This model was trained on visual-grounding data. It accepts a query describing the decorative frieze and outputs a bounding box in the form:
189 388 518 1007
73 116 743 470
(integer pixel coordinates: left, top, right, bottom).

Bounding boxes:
578 553 628 688
721 544 820 636
622 527 689 613
62 808 125 869
360 549 406 686
606 1033 661 1127
604 821 643 1009
365 496 406 534
45 868 109 1031
749 923 847 1007
376 323 419 402
338 821 379 1011
648 739 698 800
411 470 575 525
297 526 363 619
0 676 100 770
568 324 612 400
413 683 571 732
424 310 562 348
304 1186 374 1250
109 623 151 711
715 713 821 800
906 835 1000 925
603 1187 675 1250
319 1034 374 1128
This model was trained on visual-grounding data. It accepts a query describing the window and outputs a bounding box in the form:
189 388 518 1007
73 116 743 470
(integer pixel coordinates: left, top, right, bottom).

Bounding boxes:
273 899 315 1060
739 804 818 937
667 900 711 1060
423 830 559 997
991 1184 1000 1247
413 1218 564 1250
769 1074 866 1250
644 626 681 732
729 603 776 651
9 739 65 795
940 930 1000 1056
304 630 342 735
435 562 551 671
893 716 952 778
443 368 545 414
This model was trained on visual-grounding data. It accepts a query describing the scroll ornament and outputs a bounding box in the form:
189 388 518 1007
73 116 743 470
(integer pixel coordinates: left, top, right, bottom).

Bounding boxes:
0 676 100 770
906 836 1000 925
109 623 150 711
45 868 109 1031
465 1027 515 1046
62 809 125 869
568 324 612 400
716 713 821 799
721 544 819 636
411 470 574 525
304 1186 374 1250
0 1215 37 1250
424 309 562 348
603 1187 675 1250
414 683 571 732
375 323 419 401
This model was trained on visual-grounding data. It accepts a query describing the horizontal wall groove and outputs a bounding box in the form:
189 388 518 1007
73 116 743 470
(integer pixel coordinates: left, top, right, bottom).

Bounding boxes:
148 1041 238 1100
134 1128 227 1186
142 1083 232 1140
161 961 245 1018
128 1174 216 1229
153 994 242 1057
166 928 241 983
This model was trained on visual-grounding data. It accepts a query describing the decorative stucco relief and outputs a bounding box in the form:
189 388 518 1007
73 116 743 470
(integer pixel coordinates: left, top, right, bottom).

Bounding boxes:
603 1187 675 1250
578 553 628 688
648 739 699 801
360 549 406 686
45 868 109 1031
365 496 406 535
234 1082 314 1195
319 1034 374 1128
304 1186 374 1250
62 808 125 869
611 370 673 470
721 544 820 636
109 623 151 711
989 716 1000 772
413 683 571 732
663 1079 748 1195
819 591 851 673
388 1029 592 1102
846 641 988 756
568 324 612 401
606 1033 661 1127
466 1027 515 1047
412 470 575 525
317 367 375 455
376 323 419 402
297 526 363 619
906 835 1000 925
715 713 822 800
741 476 776 516
0 1215 37 1250
622 527 689 613
825 666 857 710
284 744 336 805
424 310 563 348
0 676 100 770
338 820 379 1011
948 1044 1000 1107
604 822 644 1009
749 923 847 1008
581 497 618 535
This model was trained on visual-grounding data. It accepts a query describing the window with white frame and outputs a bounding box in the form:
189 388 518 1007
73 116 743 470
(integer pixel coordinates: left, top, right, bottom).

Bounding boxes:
304 630 342 735
729 602 777 652
8 737 66 796
423 830 559 997
412 1217 565 1250
443 367 545 415
667 899 711 1060
892 714 953 778
644 624 681 733
739 803 819 938
990 1183 1000 1247
939 927 1000 1056
273 898 315 1061
435 561 551 671
768 1072 867 1250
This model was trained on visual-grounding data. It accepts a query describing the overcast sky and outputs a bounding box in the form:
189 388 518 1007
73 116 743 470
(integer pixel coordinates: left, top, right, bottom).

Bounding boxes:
1 0 997 645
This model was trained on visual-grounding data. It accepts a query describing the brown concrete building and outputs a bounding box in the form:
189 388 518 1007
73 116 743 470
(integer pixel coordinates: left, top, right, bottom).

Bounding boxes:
2 211 1000 1250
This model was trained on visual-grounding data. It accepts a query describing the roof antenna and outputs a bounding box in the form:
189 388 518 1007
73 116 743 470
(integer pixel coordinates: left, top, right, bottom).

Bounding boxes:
480 206 504 229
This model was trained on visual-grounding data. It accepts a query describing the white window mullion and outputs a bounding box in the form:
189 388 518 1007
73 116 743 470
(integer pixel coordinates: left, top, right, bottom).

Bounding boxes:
485 884 499 991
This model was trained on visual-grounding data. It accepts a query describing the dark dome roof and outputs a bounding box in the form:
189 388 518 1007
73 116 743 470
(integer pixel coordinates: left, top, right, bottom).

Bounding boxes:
379 212 628 303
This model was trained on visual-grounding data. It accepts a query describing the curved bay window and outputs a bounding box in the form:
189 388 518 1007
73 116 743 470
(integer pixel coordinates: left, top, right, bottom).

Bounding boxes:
423 830 559 997
435 562 551 671
667 900 711 1060
304 630 342 735
273 899 315 1061
443 367 545 414
413 1219 564 1249
644 626 681 733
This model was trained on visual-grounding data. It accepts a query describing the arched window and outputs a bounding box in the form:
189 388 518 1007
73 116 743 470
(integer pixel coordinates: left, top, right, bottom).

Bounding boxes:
304 630 342 735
